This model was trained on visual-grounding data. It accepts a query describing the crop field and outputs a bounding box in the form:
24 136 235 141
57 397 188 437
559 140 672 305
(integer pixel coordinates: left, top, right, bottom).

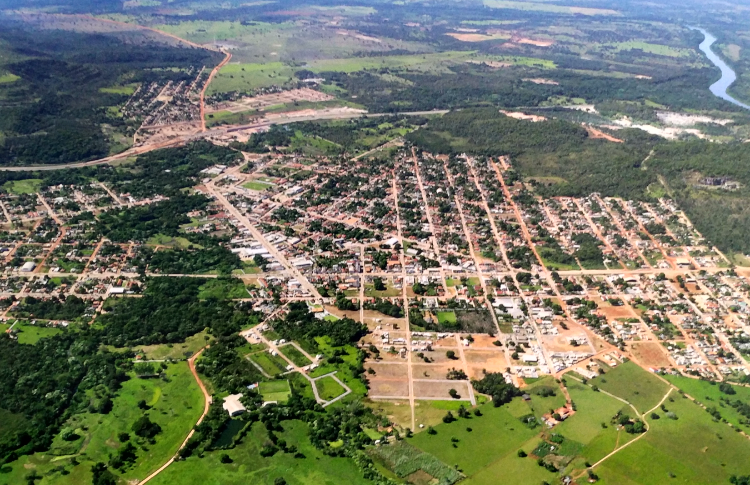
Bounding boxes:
147 420 371 485
0 362 203 485
588 361 670 413
278 344 312 367
259 380 292 403
595 394 750 484
370 440 463 484
599 41 689 58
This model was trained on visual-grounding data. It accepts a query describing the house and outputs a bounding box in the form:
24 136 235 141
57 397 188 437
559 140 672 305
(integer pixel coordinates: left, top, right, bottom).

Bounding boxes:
222 394 246 416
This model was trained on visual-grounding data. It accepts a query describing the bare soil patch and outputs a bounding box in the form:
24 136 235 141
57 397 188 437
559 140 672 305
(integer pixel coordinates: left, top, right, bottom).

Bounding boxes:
630 341 672 367
369 378 409 397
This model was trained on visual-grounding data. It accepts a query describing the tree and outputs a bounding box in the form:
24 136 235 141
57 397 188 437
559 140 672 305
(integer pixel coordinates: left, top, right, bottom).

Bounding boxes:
220 453 233 463
446 350 456 360
517 449 527 457
449 389 459 399
373 277 386 291
132 415 162 439
274 478 287 485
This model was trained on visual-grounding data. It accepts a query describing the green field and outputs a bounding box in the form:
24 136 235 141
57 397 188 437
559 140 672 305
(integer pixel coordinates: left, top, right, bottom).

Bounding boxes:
663 375 750 432
315 375 347 401
243 180 274 191
408 398 557 484
3 179 42 194
130 330 209 361
146 234 198 249
147 420 371 485
595 393 750 484
589 361 670 414
197 278 248 300
278 344 312 367
0 73 20 84
14 324 63 344
436 311 457 325
259 380 292 404
0 362 203 485
208 62 295 94
249 351 288 376
600 41 688 58
99 84 137 95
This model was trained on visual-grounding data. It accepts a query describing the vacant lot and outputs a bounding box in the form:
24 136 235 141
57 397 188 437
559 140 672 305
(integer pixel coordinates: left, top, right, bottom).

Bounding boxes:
413 380 470 400
315 375 347 400
278 344 312 367
3 179 42 195
630 341 672 368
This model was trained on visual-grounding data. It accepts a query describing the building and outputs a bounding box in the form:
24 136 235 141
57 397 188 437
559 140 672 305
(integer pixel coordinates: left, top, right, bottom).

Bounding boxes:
222 394 247 416
20 261 36 272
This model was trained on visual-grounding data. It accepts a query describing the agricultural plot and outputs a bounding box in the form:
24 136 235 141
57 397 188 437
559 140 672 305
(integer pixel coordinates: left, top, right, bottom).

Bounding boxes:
370 440 463 485
249 351 288 376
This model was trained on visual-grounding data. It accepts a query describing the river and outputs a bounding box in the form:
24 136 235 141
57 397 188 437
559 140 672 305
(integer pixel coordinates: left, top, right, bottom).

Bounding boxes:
692 26 750 110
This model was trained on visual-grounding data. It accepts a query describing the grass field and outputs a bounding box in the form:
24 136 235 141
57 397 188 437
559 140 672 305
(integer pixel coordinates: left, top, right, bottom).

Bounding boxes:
99 84 137 95
146 234 198 249
595 393 750 484
278 344 312 367
316 375 347 401
436 311 457 325
259 380 292 404
249 351 288 376
589 361 670 414
197 278 248 300
407 398 558 484
600 41 688 58
0 73 19 84
663 375 750 432
243 180 274 191
131 330 209 361
364 284 401 298
208 62 295 94
147 420 371 485
3 179 42 194
14 324 63 344
0 362 203 485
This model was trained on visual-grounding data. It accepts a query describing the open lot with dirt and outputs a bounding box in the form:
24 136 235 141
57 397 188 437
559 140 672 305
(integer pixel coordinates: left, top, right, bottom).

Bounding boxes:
630 341 673 367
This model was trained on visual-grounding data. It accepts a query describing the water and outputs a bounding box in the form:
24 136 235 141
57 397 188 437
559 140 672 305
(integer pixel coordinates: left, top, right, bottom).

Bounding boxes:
691 26 750 110
211 419 245 448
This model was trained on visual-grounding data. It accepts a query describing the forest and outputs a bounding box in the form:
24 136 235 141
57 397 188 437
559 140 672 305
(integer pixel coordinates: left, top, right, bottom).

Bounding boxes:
0 20 219 166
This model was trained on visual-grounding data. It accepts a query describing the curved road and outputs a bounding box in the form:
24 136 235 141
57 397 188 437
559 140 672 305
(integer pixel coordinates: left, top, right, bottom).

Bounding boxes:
138 347 212 485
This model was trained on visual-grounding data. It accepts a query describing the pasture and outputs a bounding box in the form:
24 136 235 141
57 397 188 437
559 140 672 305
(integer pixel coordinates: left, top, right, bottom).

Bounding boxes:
315 375 347 400
0 362 203 485
278 344 312 367
146 420 370 485
589 361 670 413
595 394 750 484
